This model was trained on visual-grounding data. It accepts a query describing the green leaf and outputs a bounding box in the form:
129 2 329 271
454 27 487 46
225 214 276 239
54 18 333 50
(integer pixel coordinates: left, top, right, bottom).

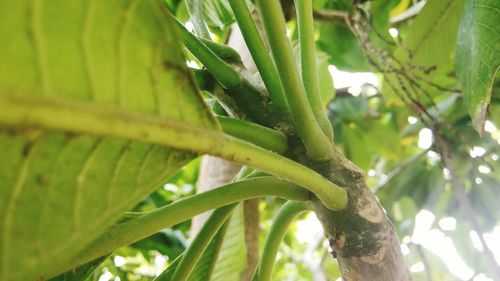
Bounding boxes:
456 0 500 134
157 203 246 281
404 0 466 67
209 204 247 281
316 50 336 106
203 0 235 30
382 0 465 105
49 255 109 281
317 22 372 71
186 228 226 281
156 254 184 281
316 0 372 71
0 1 216 280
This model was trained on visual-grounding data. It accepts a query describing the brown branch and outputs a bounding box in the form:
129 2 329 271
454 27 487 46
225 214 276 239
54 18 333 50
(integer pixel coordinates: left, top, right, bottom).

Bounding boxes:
313 9 348 24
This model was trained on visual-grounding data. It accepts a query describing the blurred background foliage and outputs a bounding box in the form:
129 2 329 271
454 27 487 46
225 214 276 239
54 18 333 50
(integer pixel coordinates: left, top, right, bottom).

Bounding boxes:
81 0 499 280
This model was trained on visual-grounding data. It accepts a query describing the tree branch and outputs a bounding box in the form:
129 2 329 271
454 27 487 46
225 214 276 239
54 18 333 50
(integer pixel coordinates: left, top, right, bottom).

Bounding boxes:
312 9 348 24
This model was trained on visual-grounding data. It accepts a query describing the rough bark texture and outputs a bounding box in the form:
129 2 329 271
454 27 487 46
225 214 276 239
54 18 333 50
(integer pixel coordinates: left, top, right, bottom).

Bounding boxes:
295 146 412 281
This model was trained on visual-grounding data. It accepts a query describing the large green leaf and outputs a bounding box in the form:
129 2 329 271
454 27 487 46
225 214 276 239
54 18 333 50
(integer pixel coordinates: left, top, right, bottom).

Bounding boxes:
316 0 372 71
0 1 216 280
382 0 465 105
209 203 246 281
456 0 500 133
403 0 465 67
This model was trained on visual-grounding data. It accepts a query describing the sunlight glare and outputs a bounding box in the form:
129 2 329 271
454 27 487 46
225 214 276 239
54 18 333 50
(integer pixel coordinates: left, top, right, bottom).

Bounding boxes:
408 116 418 124
418 128 433 149
439 217 457 231
478 165 491 174
474 273 494 281
388 28 399 38
484 121 497 133
328 66 380 89
412 210 474 280
114 255 126 267
470 146 486 158
295 213 323 244
410 261 425 272
185 21 194 32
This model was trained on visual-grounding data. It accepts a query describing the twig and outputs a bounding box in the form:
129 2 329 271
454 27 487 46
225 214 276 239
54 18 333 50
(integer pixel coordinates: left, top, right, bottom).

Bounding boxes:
374 148 429 193
312 9 348 24
414 243 433 281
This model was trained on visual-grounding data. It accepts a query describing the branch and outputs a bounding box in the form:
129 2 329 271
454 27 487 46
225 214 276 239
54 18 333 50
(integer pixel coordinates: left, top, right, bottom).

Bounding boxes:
312 9 348 24
48 177 310 278
374 148 429 193
0 94 347 211
255 201 309 281
296 0 334 140
255 0 334 161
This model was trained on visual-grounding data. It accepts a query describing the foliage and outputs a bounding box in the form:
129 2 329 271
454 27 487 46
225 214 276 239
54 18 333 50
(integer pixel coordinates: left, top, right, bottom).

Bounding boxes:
0 0 498 280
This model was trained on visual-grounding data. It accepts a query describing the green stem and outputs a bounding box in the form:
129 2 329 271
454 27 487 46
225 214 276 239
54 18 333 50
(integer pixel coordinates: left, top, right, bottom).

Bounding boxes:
255 201 309 281
227 0 287 110
171 204 237 281
186 0 211 39
171 16 241 89
51 177 310 277
0 94 347 211
255 0 333 161
296 0 334 140
199 38 242 63
217 116 288 154
207 85 242 117
0 95 347 210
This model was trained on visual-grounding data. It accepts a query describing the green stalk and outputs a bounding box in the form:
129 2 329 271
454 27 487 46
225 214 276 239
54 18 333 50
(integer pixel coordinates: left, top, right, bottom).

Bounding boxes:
171 204 237 281
227 0 287 110
217 116 288 154
172 16 241 89
0 94 347 211
296 0 334 140
48 177 310 277
199 38 242 63
255 201 309 281
186 0 211 39
255 0 333 161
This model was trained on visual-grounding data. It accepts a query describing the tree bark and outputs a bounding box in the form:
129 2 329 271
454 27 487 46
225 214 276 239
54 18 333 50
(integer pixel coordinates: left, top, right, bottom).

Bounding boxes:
298 147 412 281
